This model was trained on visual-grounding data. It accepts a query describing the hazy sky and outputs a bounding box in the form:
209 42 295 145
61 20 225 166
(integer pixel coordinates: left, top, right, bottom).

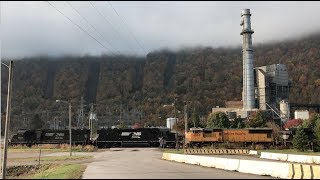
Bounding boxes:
2 1 320 59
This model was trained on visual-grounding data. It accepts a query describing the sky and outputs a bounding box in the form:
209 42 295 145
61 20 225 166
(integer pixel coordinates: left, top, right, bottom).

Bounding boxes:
1 1 320 59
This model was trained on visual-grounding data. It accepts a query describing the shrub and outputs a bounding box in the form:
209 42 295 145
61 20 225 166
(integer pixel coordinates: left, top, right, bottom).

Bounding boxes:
82 145 97 152
254 144 265 150
37 144 59 149
60 144 70 150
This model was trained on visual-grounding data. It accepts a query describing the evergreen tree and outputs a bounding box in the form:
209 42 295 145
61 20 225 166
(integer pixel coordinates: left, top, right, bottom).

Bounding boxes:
206 112 230 128
230 116 245 129
309 113 320 129
292 126 309 151
237 120 245 129
302 113 320 151
247 111 266 128
314 114 320 151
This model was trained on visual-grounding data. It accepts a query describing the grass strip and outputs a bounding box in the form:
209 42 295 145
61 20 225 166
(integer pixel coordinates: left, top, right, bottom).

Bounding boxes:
9 155 92 163
8 163 87 179
31 164 87 179
162 149 184 154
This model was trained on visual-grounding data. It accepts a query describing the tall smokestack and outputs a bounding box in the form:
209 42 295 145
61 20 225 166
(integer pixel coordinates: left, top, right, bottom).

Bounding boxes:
241 9 255 109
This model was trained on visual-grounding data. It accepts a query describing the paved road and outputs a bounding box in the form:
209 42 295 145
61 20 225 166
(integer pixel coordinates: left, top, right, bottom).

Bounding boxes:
82 148 275 179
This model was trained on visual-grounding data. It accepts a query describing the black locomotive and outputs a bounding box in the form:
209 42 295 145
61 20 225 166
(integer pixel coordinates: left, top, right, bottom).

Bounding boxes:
95 127 176 148
10 129 90 147
10 127 177 148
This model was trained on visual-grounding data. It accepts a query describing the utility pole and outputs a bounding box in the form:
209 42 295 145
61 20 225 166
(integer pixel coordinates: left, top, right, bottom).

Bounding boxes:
56 99 72 156
89 104 94 140
193 107 196 127
0 2 2 174
53 117 56 130
77 96 84 129
46 110 49 129
22 99 26 129
105 105 111 128
184 104 188 148
69 102 72 156
2 61 13 179
80 97 84 128
126 105 129 125
119 103 122 122
174 98 178 150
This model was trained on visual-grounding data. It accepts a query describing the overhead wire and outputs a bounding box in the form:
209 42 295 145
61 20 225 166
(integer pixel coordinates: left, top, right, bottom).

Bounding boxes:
89 1 139 56
107 1 148 55
46 1 115 55
66 1 120 55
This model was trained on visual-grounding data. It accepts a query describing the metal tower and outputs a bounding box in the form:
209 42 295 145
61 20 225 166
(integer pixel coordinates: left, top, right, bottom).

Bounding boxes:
77 96 85 129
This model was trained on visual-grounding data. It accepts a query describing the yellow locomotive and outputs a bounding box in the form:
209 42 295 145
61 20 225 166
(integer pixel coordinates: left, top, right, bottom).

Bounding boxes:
185 127 273 148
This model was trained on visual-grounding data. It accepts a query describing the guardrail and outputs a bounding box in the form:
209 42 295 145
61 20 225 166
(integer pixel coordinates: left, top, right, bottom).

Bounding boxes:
184 148 249 155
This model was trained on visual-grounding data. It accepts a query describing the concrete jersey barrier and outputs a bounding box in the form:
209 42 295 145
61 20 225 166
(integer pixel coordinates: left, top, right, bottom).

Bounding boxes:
287 154 314 164
260 152 320 164
288 163 320 179
162 152 320 179
248 150 258 155
260 152 288 161
237 159 289 179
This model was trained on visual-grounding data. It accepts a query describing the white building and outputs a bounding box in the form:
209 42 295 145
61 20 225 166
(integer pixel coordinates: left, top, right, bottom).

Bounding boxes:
294 110 309 120
166 118 177 130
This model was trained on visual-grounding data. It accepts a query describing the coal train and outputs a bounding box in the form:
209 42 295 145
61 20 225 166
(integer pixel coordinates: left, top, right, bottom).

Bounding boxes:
9 127 177 148
11 127 311 149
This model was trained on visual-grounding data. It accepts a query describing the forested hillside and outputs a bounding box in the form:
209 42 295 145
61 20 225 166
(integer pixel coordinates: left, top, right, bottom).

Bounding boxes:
1 33 320 131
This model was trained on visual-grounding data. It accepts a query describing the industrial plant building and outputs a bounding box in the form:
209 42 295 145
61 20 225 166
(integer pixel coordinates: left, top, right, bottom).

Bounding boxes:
212 9 290 122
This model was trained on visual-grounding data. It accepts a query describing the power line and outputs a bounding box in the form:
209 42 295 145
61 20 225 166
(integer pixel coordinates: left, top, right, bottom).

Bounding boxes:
89 1 138 56
66 1 120 55
46 1 114 55
107 1 148 55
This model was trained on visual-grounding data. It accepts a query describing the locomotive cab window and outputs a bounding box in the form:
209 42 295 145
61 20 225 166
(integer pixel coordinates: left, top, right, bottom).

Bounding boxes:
192 130 201 133
190 127 203 134
267 133 271 138
203 129 212 133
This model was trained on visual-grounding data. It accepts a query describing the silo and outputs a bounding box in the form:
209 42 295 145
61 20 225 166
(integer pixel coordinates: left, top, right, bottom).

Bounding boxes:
280 100 290 121
166 118 177 130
